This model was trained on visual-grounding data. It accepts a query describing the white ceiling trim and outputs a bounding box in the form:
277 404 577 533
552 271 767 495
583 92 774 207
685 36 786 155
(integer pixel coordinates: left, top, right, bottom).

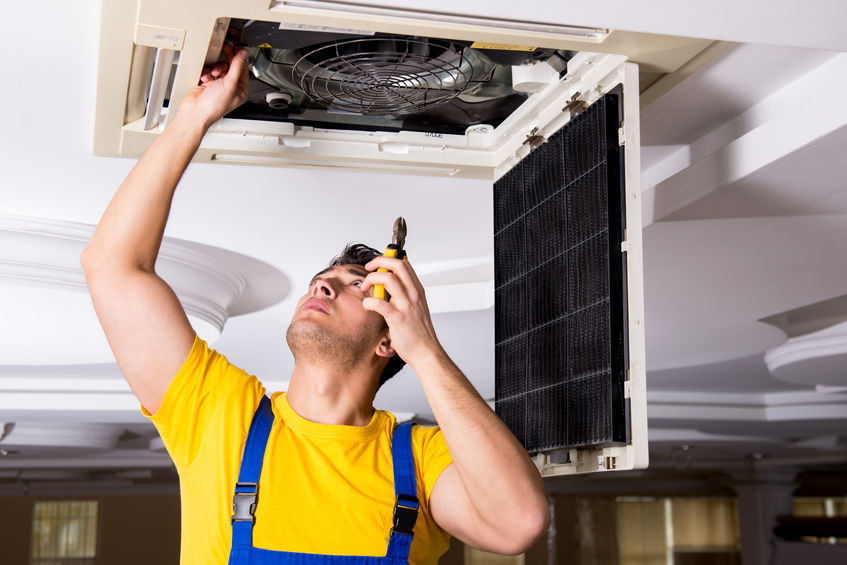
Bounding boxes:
0 449 174 470
0 422 122 451
0 213 246 337
415 256 494 313
0 378 293 424
765 320 847 370
0 213 278 363
648 428 784 445
648 389 847 423
0 377 128 392
643 53 847 224
765 320 847 387
427 281 493 313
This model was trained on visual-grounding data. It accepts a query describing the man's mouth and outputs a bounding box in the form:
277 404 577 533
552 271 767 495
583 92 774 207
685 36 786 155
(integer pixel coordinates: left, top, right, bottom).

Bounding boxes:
302 298 329 314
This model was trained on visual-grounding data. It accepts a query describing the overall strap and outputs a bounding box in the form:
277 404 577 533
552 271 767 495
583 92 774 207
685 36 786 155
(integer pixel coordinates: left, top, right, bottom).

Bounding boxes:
385 422 418 561
231 395 274 551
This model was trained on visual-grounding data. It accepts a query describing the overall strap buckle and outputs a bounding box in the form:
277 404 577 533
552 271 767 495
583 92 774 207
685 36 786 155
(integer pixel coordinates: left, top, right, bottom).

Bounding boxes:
392 493 419 536
232 482 258 523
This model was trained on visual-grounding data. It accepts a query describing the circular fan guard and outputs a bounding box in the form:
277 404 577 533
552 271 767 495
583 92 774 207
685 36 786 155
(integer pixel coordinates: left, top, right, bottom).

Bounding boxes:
293 37 473 116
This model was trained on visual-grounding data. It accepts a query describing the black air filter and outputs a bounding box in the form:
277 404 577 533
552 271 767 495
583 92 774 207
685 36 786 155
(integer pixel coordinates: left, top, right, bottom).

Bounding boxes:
494 87 629 454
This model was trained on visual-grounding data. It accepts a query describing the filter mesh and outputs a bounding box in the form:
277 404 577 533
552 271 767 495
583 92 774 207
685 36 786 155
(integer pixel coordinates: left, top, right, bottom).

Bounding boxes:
494 89 628 453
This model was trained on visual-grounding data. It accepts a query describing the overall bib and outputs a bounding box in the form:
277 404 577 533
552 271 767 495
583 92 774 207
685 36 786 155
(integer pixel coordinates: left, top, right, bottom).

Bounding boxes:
228 396 419 565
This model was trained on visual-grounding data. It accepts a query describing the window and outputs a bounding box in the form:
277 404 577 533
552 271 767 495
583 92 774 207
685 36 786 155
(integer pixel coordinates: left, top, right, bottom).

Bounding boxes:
617 497 740 565
791 496 847 544
464 547 524 565
30 501 99 565
793 496 847 518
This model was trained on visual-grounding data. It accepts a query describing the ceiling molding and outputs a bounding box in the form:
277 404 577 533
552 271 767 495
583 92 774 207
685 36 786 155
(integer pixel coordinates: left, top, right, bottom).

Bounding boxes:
0 481 180 497
0 422 122 452
427 280 493 314
640 41 733 109
648 428 783 445
0 213 246 340
0 213 289 364
0 377 292 424
416 256 494 313
0 260 86 291
760 294 847 338
765 321 847 387
648 389 847 423
0 449 174 470
644 52 847 224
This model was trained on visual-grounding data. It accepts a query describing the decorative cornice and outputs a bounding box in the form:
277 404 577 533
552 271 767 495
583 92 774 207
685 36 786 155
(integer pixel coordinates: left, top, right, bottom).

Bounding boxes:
0 374 292 425
0 422 122 451
0 260 87 291
0 214 290 366
760 294 847 338
416 256 494 313
0 214 246 339
647 389 847 423
764 320 847 386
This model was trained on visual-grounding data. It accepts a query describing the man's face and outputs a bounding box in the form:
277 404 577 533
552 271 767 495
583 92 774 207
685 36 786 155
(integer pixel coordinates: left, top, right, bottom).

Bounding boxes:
285 265 386 367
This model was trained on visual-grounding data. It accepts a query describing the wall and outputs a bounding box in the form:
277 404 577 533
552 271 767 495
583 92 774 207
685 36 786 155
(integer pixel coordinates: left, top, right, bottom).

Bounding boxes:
0 493 181 565
98 494 181 564
438 537 465 565
1 491 537 565
0 497 32 565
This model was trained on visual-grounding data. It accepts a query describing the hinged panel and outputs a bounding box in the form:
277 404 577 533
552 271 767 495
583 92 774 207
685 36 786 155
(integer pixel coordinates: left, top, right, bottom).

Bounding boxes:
493 61 646 476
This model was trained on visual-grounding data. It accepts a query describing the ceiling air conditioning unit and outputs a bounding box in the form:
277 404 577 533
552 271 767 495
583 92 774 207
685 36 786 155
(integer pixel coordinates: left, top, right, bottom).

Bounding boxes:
95 0 707 179
94 0 707 475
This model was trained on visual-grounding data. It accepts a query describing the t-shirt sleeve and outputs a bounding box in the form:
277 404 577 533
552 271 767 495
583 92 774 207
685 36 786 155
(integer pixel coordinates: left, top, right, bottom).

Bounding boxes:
412 425 454 506
143 335 265 471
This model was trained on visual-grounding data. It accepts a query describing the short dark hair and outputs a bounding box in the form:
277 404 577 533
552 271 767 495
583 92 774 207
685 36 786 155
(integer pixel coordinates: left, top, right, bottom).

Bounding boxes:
327 243 406 388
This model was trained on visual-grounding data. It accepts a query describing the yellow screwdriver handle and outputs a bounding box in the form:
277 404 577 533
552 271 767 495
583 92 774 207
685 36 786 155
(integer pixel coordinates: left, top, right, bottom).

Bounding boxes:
373 247 399 300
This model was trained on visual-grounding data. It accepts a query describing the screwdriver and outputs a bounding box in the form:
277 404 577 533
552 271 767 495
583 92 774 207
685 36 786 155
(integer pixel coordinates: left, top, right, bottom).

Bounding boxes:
374 217 407 301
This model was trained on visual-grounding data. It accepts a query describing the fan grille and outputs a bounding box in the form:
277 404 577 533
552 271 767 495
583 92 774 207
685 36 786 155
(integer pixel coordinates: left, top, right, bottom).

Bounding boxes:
292 37 473 116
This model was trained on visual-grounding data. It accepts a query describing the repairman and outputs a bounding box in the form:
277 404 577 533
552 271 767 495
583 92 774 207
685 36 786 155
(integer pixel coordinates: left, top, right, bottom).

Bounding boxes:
81 44 549 565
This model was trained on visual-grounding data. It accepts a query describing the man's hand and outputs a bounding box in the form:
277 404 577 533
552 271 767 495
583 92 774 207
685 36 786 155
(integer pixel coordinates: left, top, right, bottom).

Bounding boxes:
362 255 550 553
361 256 441 365
176 44 249 130
81 45 250 415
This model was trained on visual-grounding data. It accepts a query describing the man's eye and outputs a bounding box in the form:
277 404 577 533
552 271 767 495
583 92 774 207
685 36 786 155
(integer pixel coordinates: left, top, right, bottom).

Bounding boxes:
352 280 363 287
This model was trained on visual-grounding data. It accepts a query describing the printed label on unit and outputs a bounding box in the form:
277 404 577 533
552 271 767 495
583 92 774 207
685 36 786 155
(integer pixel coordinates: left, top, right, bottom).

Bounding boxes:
470 41 536 52
135 23 186 50
278 22 375 35
424 132 443 138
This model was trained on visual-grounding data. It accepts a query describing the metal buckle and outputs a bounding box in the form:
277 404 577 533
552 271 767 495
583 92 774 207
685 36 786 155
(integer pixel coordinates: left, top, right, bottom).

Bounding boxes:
392 494 419 536
232 482 258 522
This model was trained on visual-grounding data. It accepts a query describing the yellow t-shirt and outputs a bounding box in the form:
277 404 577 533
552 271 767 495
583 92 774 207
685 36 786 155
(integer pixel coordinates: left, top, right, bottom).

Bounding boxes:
145 336 454 565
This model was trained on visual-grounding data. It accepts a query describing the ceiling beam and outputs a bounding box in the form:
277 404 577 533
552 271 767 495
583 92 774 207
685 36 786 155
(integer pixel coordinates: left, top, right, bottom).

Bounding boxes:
643 53 847 225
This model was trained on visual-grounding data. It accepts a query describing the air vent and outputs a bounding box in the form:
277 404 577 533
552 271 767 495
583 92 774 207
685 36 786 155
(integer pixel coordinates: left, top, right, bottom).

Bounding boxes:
292 36 473 116
227 19 565 135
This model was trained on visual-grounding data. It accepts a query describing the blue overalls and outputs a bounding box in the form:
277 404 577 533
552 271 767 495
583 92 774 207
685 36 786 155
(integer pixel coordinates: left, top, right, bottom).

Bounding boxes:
228 396 419 565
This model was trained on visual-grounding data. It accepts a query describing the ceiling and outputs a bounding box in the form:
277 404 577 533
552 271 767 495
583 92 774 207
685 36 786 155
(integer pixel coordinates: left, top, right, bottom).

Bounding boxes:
2 0 847 493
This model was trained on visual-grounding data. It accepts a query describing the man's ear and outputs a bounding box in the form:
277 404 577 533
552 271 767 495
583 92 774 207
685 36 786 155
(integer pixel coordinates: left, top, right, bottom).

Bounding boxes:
375 332 395 359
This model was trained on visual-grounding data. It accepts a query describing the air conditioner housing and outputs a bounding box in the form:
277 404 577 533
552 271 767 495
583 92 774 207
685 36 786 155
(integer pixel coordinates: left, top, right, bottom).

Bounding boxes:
95 0 709 180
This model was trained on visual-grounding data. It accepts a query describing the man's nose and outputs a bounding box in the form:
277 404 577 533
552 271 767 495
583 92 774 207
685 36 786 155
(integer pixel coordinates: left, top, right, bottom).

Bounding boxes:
310 279 334 298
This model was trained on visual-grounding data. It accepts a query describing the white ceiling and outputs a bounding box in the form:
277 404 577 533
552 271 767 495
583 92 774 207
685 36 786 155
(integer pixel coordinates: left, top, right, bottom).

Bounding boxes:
2 0 847 491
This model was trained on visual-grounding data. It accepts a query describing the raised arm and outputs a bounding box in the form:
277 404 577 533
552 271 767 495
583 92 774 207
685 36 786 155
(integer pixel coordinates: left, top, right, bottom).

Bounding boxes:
81 47 249 414
362 257 550 554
